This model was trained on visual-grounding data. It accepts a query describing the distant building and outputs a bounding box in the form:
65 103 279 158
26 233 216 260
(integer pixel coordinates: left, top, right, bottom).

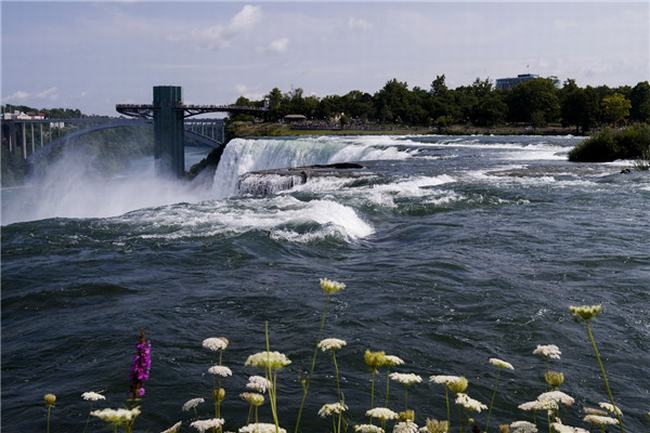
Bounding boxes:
283 114 307 123
495 74 560 90
2 110 45 120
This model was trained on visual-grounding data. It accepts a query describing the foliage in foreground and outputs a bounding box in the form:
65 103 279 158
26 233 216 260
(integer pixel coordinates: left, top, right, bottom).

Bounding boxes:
568 123 650 163
41 279 650 433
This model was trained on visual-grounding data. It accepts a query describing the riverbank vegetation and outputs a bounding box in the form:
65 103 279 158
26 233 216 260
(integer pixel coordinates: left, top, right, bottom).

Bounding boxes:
232 78 650 134
568 123 650 163
41 279 647 433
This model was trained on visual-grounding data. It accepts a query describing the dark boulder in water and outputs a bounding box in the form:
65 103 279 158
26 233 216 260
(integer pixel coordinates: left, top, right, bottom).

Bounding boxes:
187 145 227 180
238 162 367 195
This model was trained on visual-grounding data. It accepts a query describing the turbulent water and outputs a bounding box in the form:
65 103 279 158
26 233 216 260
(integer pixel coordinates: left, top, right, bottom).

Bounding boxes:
2 135 649 432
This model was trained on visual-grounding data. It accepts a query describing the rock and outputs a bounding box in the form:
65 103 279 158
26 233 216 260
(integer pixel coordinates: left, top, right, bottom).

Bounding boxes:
620 168 631 174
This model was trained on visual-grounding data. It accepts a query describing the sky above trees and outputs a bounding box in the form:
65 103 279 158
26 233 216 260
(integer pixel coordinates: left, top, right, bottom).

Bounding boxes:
2 1 648 115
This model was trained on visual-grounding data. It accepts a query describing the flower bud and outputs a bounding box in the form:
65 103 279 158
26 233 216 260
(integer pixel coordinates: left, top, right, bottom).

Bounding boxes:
399 410 415 421
213 388 226 402
44 393 57 406
544 371 565 388
498 425 510 433
447 377 468 394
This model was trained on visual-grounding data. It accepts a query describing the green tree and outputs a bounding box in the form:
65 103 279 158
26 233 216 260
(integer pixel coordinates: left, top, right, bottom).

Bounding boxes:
601 93 631 126
629 81 650 123
505 78 560 125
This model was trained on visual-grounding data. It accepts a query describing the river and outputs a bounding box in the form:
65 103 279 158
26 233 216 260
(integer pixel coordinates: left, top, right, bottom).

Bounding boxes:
2 134 649 432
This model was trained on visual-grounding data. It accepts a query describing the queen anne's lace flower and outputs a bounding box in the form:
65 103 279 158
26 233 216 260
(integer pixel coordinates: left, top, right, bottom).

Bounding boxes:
518 400 558 412
393 420 419 433
489 358 514 370
429 375 461 385
364 350 386 370
355 425 385 433
182 398 205 411
318 338 347 351
318 402 348 417
320 278 346 295
550 423 589 433
82 391 106 401
583 415 618 426
91 407 141 425
569 305 603 321
161 421 182 433
389 372 422 386
240 392 265 406
239 423 287 433
598 402 622 416
208 365 233 377
202 337 229 351
421 419 449 433
533 345 561 360
383 355 405 367
245 351 291 370
247 376 272 393
366 407 399 420
455 393 487 412
537 391 575 407
191 419 224 433
510 421 537 433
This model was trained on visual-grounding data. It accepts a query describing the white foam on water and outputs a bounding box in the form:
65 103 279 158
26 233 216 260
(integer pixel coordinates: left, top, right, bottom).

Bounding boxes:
212 136 412 198
119 195 374 242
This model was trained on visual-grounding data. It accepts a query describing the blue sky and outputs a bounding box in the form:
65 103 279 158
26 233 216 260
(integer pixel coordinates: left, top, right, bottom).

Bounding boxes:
2 1 649 115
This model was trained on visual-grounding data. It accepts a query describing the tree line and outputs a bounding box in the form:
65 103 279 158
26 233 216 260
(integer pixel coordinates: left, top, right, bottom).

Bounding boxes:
234 77 650 133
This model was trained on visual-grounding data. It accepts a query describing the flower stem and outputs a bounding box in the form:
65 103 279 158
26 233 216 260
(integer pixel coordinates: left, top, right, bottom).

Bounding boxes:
46 406 52 433
444 386 450 424
82 404 93 433
484 369 501 433
294 296 330 433
385 370 390 407
370 370 377 409
333 351 342 402
404 387 408 411
265 322 281 433
585 322 624 433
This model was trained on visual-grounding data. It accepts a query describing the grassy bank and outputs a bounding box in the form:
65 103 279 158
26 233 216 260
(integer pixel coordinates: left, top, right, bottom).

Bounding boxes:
568 123 650 163
226 121 580 139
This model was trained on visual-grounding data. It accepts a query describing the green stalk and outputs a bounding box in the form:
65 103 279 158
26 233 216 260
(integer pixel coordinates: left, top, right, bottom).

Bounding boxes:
457 404 463 433
546 409 551 433
81 404 94 433
332 416 336 433
265 322 281 433
444 386 450 424
46 406 52 433
585 322 624 433
385 370 390 407
404 387 408 411
333 351 342 402
370 370 377 409
294 296 331 433
484 369 501 433
247 404 254 424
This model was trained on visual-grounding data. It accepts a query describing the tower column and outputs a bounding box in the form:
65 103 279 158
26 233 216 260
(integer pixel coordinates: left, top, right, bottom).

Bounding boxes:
153 86 184 178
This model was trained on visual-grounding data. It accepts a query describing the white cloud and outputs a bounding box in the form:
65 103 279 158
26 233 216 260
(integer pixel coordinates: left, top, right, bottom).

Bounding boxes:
3 87 59 103
348 17 372 31
268 37 289 53
183 4 262 50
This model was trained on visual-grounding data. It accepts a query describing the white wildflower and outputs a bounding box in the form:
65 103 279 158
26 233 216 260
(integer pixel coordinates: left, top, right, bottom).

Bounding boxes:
537 391 575 407
584 407 608 416
598 402 622 416
90 407 141 425
247 375 272 393
550 422 589 433
318 402 348 417
202 337 229 351
191 418 224 433
429 375 462 385
208 365 233 377
533 344 561 360
182 397 205 412
510 421 537 433
569 304 603 321
239 423 287 433
518 399 558 412
383 355 405 367
389 372 422 386
81 391 106 401
161 421 182 433
318 338 347 352
240 392 265 406
320 278 346 295
366 407 399 421
583 415 619 426
455 393 487 412
489 358 514 370
245 351 291 370
393 420 419 433
355 425 385 433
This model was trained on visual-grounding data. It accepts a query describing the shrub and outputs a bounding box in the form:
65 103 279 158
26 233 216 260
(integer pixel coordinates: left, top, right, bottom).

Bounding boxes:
568 123 650 162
